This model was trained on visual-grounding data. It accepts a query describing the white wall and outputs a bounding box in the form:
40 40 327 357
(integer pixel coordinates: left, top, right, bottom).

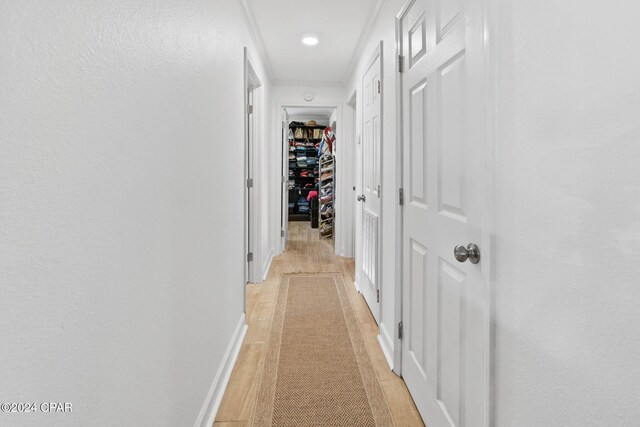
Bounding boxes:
491 0 640 425
329 109 337 128
0 1 269 426
289 115 330 125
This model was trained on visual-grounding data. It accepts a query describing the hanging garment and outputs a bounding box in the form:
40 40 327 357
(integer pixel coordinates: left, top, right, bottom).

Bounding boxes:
323 127 335 153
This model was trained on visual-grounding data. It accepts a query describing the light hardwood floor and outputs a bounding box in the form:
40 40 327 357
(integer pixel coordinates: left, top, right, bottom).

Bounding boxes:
214 221 424 426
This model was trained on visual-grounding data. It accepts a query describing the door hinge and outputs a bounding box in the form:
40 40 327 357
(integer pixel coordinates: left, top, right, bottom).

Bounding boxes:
399 187 404 205
281 229 285 237
377 184 381 198
398 55 405 73
248 104 254 114
377 80 382 94
398 321 403 340
376 289 380 303
246 178 254 188
246 252 253 262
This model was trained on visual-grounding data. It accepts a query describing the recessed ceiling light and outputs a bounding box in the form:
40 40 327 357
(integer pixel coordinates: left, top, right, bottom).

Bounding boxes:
302 36 319 46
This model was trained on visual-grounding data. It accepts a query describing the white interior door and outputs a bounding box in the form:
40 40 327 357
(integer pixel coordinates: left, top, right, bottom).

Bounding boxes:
281 109 289 252
400 0 489 425
358 44 383 324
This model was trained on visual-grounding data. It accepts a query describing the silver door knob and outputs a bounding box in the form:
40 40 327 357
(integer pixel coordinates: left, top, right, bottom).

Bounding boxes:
454 243 480 264
357 195 366 202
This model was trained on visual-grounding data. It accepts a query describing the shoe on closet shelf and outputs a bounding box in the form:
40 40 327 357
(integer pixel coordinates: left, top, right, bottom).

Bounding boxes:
320 173 333 180
320 202 333 213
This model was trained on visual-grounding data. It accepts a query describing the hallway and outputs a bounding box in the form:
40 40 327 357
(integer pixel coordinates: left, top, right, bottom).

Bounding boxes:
215 223 423 426
3 0 640 426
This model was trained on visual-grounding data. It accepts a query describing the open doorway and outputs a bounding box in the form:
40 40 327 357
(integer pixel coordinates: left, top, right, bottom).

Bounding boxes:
281 106 337 249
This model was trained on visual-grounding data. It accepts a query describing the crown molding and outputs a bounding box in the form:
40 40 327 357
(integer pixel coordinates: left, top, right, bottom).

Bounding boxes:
343 0 390 84
236 0 274 84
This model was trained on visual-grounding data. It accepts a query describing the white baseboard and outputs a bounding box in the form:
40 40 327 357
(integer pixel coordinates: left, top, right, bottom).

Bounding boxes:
262 248 275 282
354 273 362 294
378 322 395 371
194 314 248 427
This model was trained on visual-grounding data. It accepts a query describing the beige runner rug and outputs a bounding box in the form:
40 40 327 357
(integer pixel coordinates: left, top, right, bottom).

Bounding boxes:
253 273 394 426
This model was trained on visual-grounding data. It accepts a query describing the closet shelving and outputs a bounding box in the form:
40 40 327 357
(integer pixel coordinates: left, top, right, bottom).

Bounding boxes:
319 153 334 238
287 122 325 222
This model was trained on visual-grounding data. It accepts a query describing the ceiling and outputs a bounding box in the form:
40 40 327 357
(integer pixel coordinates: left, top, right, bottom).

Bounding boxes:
244 0 381 85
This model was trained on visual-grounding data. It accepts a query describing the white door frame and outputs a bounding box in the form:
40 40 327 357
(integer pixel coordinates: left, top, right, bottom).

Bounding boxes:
346 91 357 259
273 101 348 257
394 0 496 423
244 48 263 289
280 108 290 251
392 7 406 374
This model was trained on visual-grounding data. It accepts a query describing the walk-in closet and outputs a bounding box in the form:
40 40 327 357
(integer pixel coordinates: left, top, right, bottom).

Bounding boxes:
284 107 337 239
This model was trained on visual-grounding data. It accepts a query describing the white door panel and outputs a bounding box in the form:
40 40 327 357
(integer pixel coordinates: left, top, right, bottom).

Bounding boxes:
358 44 383 323
400 0 489 425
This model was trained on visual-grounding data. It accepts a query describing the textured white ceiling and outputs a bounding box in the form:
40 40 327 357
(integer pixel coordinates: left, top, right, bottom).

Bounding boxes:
245 0 380 84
